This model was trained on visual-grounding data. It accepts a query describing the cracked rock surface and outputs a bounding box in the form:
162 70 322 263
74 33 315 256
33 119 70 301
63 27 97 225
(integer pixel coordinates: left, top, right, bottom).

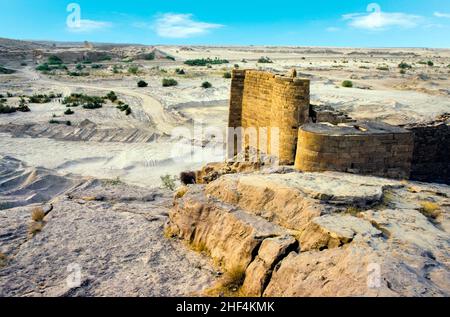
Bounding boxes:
170 168 450 297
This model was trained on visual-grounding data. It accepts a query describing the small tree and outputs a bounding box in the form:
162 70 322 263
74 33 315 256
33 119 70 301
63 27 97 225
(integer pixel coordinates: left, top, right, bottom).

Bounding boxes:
162 78 178 87
342 80 353 88
128 66 139 75
202 81 212 89
161 174 177 191
137 80 148 88
106 91 118 102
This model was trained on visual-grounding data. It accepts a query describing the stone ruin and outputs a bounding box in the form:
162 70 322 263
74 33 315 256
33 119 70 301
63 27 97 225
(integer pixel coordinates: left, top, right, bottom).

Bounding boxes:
227 69 450 184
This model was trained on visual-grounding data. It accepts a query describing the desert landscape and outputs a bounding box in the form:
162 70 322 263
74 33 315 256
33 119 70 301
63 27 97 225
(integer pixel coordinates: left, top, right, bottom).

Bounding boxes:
0 37 449 297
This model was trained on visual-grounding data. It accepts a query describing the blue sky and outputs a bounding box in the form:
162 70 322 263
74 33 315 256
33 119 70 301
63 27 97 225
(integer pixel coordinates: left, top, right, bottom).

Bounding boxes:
1 0 450 47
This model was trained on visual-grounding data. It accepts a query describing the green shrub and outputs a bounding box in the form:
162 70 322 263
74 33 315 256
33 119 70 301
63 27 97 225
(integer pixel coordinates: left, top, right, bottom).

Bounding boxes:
162 78 178 87
82 103 102 109
223 72 232 79
166 56 176 61
427 60 434 67
128 66 139 75
64 108 74 115
400 69 406 74
144 52 155 61
0 104 16 114
137 80 148 88
29 94 51 103
105 91 118 102
161 174 177 191
17 98 30 112
36 64 51 72
202 81 212 89
398 62 412 69
0 66 15 74
175 68 185 75
99 55 112 61
342 80 353 88
47 55 63 65
76 64 84 71
376 66 389 71
125 108 132 116
21 62 27 66
117 104 129 112
257 56 273 63
91 64 103 69
184 58 229 67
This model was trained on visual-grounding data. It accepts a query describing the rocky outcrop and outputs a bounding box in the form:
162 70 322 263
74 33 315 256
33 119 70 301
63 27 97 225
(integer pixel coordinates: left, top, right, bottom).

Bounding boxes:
168 168 450 297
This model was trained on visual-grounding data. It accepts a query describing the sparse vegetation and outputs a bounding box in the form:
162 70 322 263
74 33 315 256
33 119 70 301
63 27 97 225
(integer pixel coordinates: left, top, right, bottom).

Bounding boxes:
0 66 15 74
166 56 176 61
201 81 212 89
29 94 52 103
137 80 148 88
398 62 412 69
63 93 104 109
160 174 177 191
91 64 103 69
128 66 139 75
105 91 118 102
376 66 389 71
427 60 434 67
342 80 353 88
28 222 44 236
204 266 246 297
223 72 232 79
184 58 229 67
17 98 30 112
419 201 441 219
47 55 63 65
117 104 132 115
0 104 16 114
175 68 185 75
162 78 178 87
64 108 74 115
258 56 273 63
144 52 155 60
49 119 72 125
31 207 46 222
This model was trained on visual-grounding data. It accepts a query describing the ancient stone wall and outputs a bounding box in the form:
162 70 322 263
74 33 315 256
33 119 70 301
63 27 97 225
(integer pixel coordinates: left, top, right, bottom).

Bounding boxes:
228 70 310 165
405 122 450 184
294 122 414 179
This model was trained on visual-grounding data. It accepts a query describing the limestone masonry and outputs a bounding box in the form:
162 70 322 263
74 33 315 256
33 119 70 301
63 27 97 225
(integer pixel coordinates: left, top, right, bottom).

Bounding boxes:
227 69 449 183
228 69 310 165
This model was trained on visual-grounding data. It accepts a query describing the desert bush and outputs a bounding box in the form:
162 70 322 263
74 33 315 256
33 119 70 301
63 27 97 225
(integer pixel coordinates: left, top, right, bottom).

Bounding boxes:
31 207 46 222
28 222 44 236
137 80 148 88
0 104 16 114
166 56 176 61
64 108 74 115
17 98 30 112
180 171 196 185
161 174 177 191
125 108 132 116
427 60 434 67
342 80 353 88
105 91 118 102
0 252 7 267
128 66 139 75
398 62 412 69
117 104 129 111
400 69 406 74
0 66 15 74
91 64 103 69
29 94 51 103
175 68 185 75
376 66 389 71
144 52 155 61
184 58 229 66
83 103 102 109
47 55 63 65
201 81 212 89
75 64 84 71
21 62 27 66
36 63 51 72
420 201 441 219
99 55 112 61
82 60 92 64
258 56 273 63
223 72 232 78
204 266 246 296
162 78 178 87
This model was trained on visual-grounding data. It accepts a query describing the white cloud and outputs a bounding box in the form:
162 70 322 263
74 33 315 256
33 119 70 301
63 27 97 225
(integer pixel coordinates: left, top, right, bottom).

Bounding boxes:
343 4 421 30
154 13 223 38
326 27 341 32
434 12 450 18
67 19 112 33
